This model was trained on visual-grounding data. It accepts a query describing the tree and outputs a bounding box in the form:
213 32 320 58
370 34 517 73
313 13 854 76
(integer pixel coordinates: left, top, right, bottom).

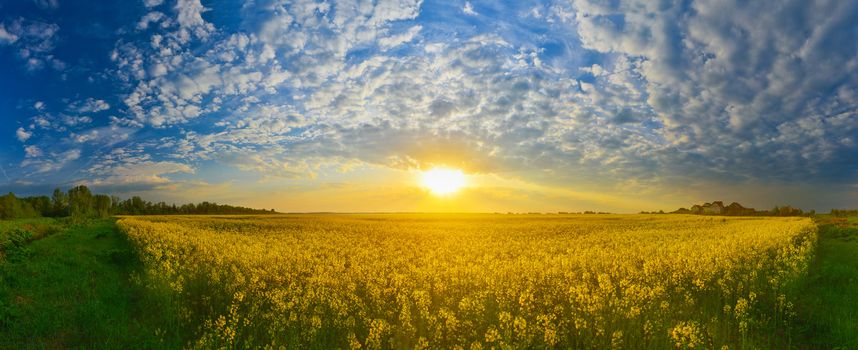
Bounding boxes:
94 194 112 218
0 192 21 219
131 196 145 215
23 196 51 216
68 185 94 219
0 192 38 219
52 188 68 217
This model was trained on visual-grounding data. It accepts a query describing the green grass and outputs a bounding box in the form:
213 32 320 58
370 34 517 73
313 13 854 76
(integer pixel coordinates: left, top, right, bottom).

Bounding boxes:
0 219 181 349
793 217 858 349
0 217 58 231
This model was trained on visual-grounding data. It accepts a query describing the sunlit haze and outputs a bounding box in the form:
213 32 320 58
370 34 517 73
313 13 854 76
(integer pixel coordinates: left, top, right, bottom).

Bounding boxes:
420 168 467 196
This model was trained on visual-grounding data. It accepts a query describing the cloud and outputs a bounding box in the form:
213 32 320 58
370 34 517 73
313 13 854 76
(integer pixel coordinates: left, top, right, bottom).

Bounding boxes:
175 0 213 41
143 0 164 7
24 145 42 157
137 11 166 30
10 0 852 210
112 0 430 129
378 25 422 50
2 19 60 52
569 0 858 183
68 98 110 113
62 115 93 126
110 0 665 195
70 125 133 145
16 127 32 142
0 18 62 70
33 0 59 10
21 149 80 173
88 157 194 187
0 24 19 43
463 2 477 16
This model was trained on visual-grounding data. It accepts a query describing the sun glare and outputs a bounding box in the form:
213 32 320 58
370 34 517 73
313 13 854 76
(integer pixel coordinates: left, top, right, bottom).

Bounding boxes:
420 168 467 196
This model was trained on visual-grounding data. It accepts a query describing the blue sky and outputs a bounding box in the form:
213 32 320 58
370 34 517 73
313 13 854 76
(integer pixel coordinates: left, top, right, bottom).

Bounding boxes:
2 0 858 212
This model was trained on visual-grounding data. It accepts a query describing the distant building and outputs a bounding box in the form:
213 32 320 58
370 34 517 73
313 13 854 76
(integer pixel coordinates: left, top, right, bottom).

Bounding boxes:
702 201 725 215
674 201 755 216
690 205 703 214
725 202 755 216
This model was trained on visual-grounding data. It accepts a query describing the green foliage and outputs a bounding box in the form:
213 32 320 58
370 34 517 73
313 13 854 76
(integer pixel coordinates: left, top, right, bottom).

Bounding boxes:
3 185 274 221
792 218 858 348
22 196 50 217
0 193 38 220
51 188 68 217
0 220 182 348
0 228 34 251
68 185 95 219
0 219 62 265
830 208 858 217
95 194 112 219
112 197 276 215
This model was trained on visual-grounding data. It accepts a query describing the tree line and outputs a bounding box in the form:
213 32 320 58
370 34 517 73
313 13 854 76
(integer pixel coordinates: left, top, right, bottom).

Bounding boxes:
0 185 277 220
830 209 858 217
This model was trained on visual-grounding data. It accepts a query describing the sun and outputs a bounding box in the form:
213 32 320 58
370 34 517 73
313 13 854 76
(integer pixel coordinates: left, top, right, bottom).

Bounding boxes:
420 168 467 196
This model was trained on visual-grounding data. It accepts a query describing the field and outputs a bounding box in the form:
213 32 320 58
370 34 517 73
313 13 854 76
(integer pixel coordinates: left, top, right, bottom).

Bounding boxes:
117 214 816 349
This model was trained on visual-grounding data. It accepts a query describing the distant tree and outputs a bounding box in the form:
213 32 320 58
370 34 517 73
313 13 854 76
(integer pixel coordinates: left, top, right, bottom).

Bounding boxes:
94 194 112 218
51 188 69 217
0 192 38 219
131 196 145 215
23 195 51 216
0 192 20 219
5 187 274 219
111 196 122 213
68 185 94 219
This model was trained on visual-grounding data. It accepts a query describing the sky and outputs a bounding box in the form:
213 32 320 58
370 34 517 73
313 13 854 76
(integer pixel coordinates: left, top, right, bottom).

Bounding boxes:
1 0 858 213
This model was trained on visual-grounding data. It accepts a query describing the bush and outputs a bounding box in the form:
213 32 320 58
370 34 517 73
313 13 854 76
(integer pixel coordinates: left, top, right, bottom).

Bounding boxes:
0 229 33 251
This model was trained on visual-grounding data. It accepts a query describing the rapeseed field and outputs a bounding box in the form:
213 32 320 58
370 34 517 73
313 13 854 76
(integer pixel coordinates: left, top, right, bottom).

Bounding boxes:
118 214 815 349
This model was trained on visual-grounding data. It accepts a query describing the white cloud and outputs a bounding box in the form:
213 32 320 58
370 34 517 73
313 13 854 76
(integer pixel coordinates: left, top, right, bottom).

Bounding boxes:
24 145 42 157
19 20 58 51
68 98 110 113
21 149 80 173
87 0 858 205
113 0 430 128
137 11 166 30
62 115 93 126
569 0 858 182
33 101 45 110
88 158 194 186
378 25 422 50
70 125 133 145
0 24 18 43
463 1 477 16
112 0 663 192
16 127 32 142
175 0 213 41
143 0 164 7
0 19 60 71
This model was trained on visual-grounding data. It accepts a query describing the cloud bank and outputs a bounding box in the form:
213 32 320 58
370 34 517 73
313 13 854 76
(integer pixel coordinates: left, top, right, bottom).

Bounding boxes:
5 0 858 211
